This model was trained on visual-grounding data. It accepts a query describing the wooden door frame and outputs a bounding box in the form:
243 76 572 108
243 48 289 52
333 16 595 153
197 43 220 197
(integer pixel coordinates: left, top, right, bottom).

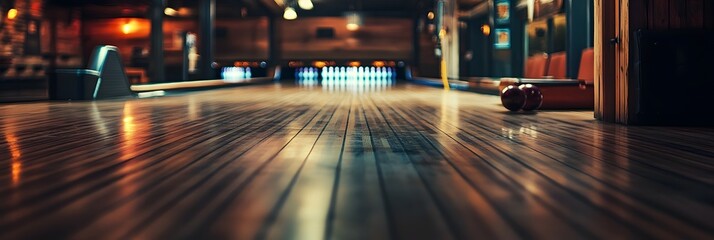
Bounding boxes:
594 0 615 122
595 0 636 124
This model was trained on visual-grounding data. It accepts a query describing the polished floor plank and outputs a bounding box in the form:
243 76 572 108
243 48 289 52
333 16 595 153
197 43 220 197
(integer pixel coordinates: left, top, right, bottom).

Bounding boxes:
375 93 639 239
366 96 545 239
359 97 455 240
381 89 714 238
262 96 352 240
330 101 390 240
1 82 713 239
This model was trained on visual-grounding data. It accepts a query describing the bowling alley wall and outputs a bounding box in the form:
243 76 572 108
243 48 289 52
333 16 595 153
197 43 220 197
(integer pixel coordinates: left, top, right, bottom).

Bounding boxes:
82 18 200 67
280 17 413 60
0 0 53 101
215 19 269 61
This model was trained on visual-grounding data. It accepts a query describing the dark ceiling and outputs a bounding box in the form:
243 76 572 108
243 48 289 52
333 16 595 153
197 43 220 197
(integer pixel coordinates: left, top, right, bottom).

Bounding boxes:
47 0 484 19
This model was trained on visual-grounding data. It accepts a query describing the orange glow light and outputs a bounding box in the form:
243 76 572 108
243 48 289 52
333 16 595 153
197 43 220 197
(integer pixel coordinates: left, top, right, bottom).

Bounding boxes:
7 9 18 20
348 61 361 67
122 22 133 34
289 61 304 67
372 61 385 67
119 19 150 35
481 24 491 36
313 61 327 68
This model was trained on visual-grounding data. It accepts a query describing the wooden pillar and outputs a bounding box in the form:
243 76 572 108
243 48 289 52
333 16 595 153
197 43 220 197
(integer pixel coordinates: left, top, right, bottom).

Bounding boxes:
199 0 215 79
594 0 616 122
268 17 282 67
149 0 165 83
614 0 630 123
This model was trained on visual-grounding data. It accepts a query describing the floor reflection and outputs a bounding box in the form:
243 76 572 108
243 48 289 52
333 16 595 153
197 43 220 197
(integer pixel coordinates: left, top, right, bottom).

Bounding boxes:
90 103 111 138
121 101 151 160
3 118 22 186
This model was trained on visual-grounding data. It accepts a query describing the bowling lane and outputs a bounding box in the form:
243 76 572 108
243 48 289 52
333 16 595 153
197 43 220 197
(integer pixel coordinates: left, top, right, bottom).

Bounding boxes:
0 82 713 239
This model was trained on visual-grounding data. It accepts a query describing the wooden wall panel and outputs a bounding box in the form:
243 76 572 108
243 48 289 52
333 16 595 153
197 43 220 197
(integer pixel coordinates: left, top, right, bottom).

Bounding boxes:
686 0 704 28
648 0 670 30
281 17 413 60
668 0 686 29
215 18 269 61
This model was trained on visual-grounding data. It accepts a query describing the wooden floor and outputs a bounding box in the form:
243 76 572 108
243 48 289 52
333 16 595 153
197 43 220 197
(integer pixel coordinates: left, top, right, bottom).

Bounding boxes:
1 81 713 239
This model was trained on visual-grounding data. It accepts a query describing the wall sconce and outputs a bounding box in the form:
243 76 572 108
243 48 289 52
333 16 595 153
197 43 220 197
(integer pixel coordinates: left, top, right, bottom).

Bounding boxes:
7 8 17 20
345 11 362 31
3 0 17 21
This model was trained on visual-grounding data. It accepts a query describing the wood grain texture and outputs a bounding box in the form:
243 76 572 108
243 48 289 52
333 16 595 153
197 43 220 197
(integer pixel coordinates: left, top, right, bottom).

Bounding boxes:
668 0 686 29
594 0 617 122
685 0 704 28
617 0 631 123
1 82 713 239
648 0 670 30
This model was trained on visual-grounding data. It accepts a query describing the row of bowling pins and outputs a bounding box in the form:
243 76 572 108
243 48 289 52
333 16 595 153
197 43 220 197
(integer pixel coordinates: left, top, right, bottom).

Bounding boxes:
295 66 396 80
221 67 252 80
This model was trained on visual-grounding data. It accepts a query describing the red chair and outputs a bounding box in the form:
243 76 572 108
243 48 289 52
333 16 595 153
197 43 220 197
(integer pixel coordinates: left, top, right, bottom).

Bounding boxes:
546 51 567 79
524 53 549 78
577 48 594 83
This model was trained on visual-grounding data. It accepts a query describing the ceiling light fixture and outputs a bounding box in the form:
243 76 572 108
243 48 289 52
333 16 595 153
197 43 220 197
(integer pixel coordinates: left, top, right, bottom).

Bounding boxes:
283 7 297 20
297 0 313 10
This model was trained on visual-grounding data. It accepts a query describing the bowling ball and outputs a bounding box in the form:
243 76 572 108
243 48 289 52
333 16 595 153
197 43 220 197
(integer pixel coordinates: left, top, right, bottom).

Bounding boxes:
519 84 543 111
500 85 526 111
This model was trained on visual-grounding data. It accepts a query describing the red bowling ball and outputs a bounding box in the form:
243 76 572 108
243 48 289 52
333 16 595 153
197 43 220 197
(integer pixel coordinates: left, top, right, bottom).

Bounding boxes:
500 85 526 111
519 84 543 111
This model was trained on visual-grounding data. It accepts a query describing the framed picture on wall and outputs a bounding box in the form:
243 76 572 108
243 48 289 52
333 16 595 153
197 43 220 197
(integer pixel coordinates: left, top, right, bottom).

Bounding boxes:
494 28 510 49
495 0 510 25
534 0 564 20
